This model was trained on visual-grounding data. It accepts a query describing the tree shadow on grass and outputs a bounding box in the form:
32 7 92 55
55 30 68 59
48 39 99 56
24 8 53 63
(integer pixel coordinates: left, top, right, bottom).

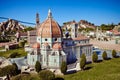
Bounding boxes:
105 57 111 60
96 60 103 63
86 61 92 64
84 66 93 70
54 78 64 80
115 56 120 58
17 54 21 57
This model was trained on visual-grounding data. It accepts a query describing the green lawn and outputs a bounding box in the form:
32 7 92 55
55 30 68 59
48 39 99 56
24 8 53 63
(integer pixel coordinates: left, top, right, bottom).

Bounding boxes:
0 48 27 58
0 47 4 50
11 58 120 80
65 58 120 80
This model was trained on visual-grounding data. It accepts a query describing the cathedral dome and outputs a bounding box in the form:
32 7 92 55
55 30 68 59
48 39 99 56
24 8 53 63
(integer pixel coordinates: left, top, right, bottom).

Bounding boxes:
32 43 40 48
37 9 62 38
53 43 62 50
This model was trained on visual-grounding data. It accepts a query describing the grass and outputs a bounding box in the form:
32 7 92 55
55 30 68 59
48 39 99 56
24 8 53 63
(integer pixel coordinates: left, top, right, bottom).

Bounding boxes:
0 47 4 50
0 48 27 58
11 58 120 80
65 58 120 80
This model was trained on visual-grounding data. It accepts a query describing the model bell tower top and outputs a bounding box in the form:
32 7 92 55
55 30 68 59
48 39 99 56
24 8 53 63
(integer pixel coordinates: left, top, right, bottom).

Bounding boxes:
48 9 52 19
36 13 40 24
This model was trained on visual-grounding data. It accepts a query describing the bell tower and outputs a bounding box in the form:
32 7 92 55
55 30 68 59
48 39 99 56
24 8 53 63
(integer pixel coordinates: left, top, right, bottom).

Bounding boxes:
36 13 40 29
71 21 78 38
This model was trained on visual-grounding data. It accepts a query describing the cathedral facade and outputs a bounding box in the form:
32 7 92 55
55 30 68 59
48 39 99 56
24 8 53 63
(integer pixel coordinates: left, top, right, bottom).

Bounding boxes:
27 10 93 69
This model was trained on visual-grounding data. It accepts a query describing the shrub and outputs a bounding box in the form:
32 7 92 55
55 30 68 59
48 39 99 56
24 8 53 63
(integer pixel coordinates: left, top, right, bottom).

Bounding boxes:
0 65 16 77
9 52 18 58
35 61 41 73
12 63 19 75
102 51 107 60
19 41 25 48
55 75 64 80
80 54 86 70
0 38 9 43
104 37 108 41
60 61 67 74
12 74 31 80
112 49 117 58
92 52 98 62
39 70 55 80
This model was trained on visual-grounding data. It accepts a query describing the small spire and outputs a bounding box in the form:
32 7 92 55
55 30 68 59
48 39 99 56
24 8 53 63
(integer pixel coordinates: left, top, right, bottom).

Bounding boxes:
48 9 52 19
36 13 40 24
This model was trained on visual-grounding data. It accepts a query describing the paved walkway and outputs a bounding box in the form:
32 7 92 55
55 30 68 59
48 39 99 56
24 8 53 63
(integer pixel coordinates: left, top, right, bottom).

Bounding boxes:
90 40 120 51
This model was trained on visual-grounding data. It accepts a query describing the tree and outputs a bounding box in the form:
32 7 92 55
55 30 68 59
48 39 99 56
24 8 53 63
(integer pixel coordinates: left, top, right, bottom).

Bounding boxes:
12 74 31 80
0 65 16 80
19 41 26 48
9 52 18 58
39 70 55 80
78 28 84 32
112 49 117 58
60 61 67 74
80 54 86 70
81 53 86 62
23 27 35 32
102 51 107 60
92 52 98 62
12 63 19 75
35 61 41 73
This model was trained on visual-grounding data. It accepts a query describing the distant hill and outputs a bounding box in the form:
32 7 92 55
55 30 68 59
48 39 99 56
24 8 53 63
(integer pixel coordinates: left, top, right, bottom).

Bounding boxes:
0 19 25 32
62 20 96 30
78 20 95 29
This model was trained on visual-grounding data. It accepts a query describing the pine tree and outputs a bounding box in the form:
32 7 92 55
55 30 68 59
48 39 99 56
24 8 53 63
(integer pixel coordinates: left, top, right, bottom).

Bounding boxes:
39 70 55 80
35 61 41 73
12 63 19 75
60 61 67 74
112 49 117 58
102 51 107 60
92 52 98 62
80 53 86 70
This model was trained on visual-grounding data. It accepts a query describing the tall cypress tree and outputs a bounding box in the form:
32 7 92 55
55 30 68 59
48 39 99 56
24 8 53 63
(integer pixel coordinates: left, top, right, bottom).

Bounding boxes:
35 61 41 73
60 61 67 74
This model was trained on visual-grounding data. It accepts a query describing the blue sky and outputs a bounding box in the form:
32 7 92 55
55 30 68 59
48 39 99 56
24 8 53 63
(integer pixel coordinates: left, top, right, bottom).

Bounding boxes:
0 0 120 26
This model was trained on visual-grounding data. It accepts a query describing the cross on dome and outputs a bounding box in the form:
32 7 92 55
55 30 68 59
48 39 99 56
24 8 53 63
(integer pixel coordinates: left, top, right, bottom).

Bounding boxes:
48 9 52 19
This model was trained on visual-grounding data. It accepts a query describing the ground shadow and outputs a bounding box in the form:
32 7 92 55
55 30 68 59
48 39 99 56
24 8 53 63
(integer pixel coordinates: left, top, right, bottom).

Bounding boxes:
54 78 64 80
86 61 92 64
17 54 21 57
66 70 76 75
115 56 120 58
96 60 103 63
105 57 111 60
84 66 92 70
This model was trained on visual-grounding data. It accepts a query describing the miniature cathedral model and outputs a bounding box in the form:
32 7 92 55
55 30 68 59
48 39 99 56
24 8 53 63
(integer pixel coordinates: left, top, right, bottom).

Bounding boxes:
27 9 66 69
27 9 93 70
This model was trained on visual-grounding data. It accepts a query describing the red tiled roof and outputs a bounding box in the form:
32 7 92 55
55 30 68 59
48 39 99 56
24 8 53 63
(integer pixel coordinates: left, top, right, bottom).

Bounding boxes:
32 43 40 48
20 32 27 36
53 43 62 50
73 35 89 41
37 18 62 38
109 30 120 35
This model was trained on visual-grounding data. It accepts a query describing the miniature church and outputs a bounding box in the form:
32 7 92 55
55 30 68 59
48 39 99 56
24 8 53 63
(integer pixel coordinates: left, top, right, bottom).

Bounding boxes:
27 9 93 70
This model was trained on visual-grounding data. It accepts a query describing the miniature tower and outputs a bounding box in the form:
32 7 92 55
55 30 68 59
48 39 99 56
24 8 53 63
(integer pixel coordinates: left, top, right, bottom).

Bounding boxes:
36 13 40 29
71 21 78 38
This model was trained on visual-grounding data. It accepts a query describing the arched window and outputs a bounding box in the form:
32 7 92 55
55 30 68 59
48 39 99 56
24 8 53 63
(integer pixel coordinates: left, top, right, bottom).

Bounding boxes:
54 38 57 41
45 38 47 41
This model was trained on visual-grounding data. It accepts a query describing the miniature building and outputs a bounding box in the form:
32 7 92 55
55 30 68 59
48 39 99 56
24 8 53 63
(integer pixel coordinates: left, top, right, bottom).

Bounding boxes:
27 10 93 70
